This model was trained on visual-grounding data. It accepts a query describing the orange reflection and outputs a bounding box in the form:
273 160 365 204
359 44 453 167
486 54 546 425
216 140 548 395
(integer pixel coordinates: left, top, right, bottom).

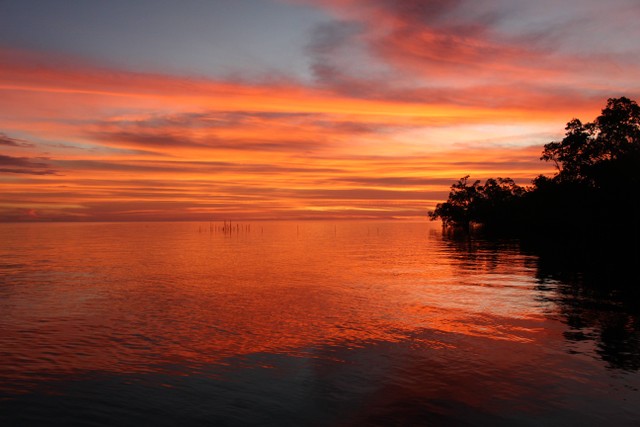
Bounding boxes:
0 221 561 380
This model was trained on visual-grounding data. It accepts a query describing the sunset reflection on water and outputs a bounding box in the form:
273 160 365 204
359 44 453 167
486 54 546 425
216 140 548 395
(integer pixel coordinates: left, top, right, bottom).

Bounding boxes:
1 221 639 425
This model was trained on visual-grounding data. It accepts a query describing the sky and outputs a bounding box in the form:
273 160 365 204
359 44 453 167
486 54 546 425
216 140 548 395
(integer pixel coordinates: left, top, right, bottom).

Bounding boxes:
1 0 639 221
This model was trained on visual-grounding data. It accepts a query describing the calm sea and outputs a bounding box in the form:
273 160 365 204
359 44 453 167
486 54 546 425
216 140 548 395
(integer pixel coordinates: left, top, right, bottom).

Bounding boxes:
1 221 639 426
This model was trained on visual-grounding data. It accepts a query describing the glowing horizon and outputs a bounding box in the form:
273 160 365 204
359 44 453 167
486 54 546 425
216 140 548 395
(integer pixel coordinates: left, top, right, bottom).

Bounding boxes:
2 0 639 221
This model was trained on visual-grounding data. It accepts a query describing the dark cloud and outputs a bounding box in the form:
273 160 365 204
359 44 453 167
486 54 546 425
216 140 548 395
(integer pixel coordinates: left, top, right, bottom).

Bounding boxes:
90 131 202 148
0 133 35 148
308 20 362 55
306 20 391 97
0 168 56 175
0 154 57 175
88 110 406 153
53 159 178 173
91 129 323 153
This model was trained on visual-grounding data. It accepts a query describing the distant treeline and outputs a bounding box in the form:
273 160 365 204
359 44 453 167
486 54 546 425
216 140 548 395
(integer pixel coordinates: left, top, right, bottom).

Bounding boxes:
429 97 640 244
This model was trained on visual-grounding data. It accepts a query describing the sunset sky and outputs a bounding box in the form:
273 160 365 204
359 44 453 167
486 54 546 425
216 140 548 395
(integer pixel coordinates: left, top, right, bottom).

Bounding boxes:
2 0 639 221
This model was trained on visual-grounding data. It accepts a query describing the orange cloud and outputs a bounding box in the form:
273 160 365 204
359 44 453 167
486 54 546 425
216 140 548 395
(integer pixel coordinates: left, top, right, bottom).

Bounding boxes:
0 47 597 221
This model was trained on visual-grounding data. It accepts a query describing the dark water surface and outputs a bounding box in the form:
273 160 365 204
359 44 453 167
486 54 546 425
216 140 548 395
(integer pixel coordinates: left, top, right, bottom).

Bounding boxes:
1 221 639 426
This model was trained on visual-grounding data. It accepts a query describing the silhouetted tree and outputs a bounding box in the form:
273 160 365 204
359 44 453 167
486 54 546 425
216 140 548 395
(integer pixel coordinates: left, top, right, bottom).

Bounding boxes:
474 177 526 229
540 97 640 186
430 96 640 241
429 176 526 230
428 176 480 230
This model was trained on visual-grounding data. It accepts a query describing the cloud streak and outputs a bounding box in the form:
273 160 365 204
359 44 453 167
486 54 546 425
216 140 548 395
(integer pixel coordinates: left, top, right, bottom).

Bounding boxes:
0 133 35 148
0 154 57 175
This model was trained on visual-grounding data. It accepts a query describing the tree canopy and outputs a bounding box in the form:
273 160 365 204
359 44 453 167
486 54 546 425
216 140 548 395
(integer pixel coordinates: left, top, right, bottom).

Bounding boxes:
540 97 640 185
429 97 640 237
428 176 524 230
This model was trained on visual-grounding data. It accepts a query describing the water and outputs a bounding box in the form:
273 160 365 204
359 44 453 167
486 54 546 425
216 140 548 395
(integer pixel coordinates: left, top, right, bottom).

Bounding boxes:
1 221 639 426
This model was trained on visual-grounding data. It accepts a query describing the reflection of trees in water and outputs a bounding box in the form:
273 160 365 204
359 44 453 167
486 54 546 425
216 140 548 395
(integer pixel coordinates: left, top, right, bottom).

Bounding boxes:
438 229 524 274
532 247 640 372
440 232 640 371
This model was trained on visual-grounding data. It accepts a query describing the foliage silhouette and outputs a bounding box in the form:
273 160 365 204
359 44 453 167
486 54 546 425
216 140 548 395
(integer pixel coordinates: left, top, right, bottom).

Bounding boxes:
541 96 640 185
429 97 640 243
428 176 525 231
